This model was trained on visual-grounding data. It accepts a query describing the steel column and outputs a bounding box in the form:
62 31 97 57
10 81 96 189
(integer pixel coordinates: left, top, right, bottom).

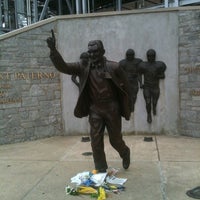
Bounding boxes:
66 0 73 14
39 0 50 21
82 0 87 14
3 0 9 28
33 0 38 22
87 0 90 13
91 0 95 12
164 0 169 7
72 0 75 13
0 0 2 28
26 0 31 25
58 0 62 15
116 0 122 11
14 0 18 28
75 0 81 14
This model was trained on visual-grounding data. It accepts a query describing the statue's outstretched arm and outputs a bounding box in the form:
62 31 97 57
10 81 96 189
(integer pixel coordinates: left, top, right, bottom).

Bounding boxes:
47 30 80 75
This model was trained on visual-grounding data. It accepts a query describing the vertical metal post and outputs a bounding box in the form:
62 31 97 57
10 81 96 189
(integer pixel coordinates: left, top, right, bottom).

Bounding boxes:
33 0 38 22
75 0 81 14
116 0 122 11
39 0 50 21
82 0 87 14
87 0 90 13
58 0 62 15
27 0 31 25
72 0 75 14
14 0 18 29
15 0 27 28
0 0 2 28
3 0 9 28
66 0 73 14
164 0 169 7
16 0 24 12
92 0 94 12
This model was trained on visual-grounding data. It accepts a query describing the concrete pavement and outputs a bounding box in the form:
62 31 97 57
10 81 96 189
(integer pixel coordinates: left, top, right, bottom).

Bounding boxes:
0 135 200 200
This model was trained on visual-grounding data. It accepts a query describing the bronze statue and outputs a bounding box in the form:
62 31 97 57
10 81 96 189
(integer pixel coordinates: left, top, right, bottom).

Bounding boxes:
47 30 131 172
71 52 89 87
119 49 142 112
139 49 166 123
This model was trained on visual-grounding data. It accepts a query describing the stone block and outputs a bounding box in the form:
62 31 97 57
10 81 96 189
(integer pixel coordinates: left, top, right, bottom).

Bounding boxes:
22 97 39 107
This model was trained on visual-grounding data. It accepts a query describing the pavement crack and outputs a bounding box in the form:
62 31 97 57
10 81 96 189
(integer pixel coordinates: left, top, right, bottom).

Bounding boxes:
155 136 168 200
154 135 160 161
158 161 168 200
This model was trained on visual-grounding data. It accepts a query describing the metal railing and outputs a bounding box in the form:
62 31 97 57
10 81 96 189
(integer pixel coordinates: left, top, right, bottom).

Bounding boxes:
0 0 199 34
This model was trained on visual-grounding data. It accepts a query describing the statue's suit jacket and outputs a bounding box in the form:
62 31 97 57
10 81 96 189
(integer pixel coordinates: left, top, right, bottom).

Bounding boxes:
50 49 131 120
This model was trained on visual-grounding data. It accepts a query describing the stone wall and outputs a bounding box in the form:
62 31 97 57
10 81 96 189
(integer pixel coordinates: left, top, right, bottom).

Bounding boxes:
58 10 179 135
0 20 64 144
179 9 200 137
0 7 200 144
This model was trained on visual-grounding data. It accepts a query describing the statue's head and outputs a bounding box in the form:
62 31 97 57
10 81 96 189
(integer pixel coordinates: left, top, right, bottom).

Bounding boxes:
80 52 89 66
88 40 105 63
126 49 135 61
147 49 156 63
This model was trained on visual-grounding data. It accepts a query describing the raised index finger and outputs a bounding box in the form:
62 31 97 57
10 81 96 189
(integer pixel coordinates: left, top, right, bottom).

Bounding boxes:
51 29 55 39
